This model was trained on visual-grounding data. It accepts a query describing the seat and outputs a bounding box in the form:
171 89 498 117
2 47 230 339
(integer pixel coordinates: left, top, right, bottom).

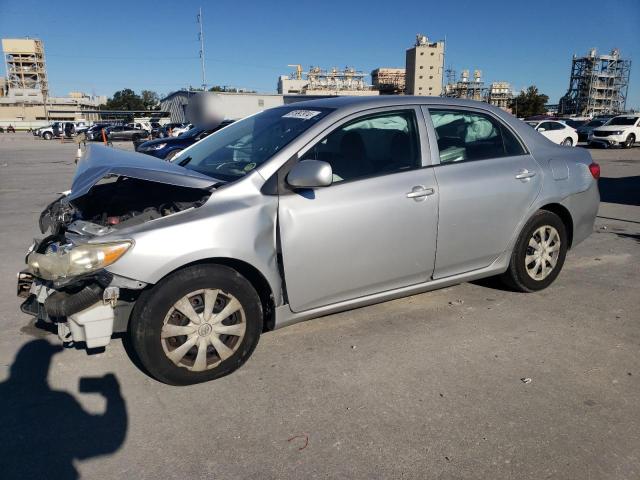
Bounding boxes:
333 131 372 181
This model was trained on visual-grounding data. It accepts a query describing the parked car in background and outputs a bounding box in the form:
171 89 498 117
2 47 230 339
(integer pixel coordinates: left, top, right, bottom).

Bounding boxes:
171 123 193 137
526 120 578 146
576 118 608 142
20 97 600 385
136 121 234 159
158 122 189 138
588 114 639 148
38 121 86 140
86 124 111 141
106 125 149 141
563 119 588 130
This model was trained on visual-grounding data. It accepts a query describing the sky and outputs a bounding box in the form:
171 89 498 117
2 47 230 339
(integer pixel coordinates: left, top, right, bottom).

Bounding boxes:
1 0 639 108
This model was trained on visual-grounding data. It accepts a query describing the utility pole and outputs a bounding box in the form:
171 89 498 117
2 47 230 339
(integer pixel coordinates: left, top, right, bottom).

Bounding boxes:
197 7 207 91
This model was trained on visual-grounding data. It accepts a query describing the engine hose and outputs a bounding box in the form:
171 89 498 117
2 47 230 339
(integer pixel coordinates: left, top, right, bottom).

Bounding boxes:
44 283 104 319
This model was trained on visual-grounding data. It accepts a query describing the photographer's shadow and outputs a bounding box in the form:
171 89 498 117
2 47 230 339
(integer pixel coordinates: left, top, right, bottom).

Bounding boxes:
0 339 128 479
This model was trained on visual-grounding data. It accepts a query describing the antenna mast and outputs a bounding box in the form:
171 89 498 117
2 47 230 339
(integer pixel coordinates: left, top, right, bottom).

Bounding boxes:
197 7 207 90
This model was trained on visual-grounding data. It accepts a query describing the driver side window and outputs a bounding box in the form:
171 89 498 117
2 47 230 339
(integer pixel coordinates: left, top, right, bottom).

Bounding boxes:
301 110 421 183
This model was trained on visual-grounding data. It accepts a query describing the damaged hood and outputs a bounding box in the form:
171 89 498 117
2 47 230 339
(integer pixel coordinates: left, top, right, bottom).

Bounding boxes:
68 144 218 201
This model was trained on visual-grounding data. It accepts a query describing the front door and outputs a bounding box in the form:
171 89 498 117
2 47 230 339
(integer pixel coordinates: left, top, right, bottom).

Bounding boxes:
278 108 439 312
425 107 542 279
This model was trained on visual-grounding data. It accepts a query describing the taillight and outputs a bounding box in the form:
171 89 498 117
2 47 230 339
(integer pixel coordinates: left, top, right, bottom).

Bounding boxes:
589 162 600 180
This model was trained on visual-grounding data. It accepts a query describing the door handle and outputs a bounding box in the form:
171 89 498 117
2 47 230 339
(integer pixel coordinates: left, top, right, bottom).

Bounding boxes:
515 169 537 180
406 186 435 199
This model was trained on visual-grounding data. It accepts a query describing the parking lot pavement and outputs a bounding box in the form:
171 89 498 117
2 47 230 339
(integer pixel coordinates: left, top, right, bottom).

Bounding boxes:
0 134 638 479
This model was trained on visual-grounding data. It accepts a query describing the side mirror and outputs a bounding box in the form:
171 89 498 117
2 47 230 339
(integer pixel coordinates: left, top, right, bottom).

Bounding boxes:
537 127 546 132
287 160 333 188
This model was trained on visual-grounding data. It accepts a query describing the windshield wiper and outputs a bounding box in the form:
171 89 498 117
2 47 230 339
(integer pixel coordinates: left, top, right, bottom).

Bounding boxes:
178 156 192 166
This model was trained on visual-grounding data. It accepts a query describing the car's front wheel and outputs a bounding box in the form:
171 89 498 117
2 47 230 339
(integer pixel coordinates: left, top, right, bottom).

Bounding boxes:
43 132 52 140
623 133 635 149
129 264 263 385
500 210 568 292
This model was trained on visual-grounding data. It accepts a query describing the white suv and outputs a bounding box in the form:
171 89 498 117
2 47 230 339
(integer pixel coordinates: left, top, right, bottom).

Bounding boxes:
588 115 639 148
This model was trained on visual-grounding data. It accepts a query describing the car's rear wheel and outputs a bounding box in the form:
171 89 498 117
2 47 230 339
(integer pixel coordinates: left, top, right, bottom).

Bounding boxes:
131 134 139 141
129 264 263 385
43 132 52 140
624 134 635 149
561 137 573 146
500 210 568 292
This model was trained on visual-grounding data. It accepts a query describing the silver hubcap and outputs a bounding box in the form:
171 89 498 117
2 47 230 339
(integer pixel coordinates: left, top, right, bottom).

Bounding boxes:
161 289 246 371
525 225 561 281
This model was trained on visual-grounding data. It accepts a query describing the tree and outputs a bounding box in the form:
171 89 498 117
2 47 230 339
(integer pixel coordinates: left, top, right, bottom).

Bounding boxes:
104 88 146 111
510 86 549 118
140 90 160 110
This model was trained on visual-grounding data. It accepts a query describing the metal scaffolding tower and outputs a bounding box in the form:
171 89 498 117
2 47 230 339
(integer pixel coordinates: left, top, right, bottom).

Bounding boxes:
559 48 631 116
2 38 49 100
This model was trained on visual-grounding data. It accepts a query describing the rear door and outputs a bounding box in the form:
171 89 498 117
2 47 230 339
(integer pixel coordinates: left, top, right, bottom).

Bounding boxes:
424 106 542 279
278 107 439 312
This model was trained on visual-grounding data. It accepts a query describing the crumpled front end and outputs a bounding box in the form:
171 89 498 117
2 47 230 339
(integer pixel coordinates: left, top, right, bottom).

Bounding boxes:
19 145 216 348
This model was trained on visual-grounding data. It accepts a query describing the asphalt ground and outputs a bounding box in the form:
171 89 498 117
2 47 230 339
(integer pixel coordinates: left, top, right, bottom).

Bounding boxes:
0 133 638 479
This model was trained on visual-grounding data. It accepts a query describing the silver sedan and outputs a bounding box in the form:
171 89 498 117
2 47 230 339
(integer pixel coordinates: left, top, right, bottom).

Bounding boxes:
21 97 600 385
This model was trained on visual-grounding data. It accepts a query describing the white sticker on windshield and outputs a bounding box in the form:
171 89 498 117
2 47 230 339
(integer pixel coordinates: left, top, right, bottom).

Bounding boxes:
282 110 322 120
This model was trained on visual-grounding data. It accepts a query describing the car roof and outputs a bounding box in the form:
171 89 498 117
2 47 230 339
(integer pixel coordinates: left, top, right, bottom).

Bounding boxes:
282 95 511 116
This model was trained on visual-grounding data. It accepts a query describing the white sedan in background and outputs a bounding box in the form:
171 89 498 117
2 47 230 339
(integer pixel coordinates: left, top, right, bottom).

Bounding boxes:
526 120 578 146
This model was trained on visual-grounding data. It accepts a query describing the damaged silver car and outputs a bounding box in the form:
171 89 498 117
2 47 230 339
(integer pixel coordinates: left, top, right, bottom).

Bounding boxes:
18 97 600 385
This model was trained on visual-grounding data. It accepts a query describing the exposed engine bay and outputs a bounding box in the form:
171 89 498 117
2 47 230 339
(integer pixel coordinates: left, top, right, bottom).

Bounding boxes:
40 176 212 236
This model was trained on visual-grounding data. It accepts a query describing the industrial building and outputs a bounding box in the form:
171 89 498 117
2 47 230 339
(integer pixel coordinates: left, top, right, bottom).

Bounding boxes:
278 65 378 96
444 69 485 101
371 68 406 95
2 38 49 100
558 48 631 116
0 38 106 129
405 34 445 96
486 81 513 109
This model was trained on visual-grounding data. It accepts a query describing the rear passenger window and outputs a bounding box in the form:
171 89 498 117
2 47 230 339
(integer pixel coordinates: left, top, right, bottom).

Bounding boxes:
302 110 421 183
430 109 525 163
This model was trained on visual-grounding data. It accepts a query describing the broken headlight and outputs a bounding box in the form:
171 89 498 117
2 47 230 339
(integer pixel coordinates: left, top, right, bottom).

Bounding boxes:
27 241 133 280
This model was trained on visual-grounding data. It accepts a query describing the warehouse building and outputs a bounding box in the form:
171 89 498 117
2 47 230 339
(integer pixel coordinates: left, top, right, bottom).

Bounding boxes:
160 90 285 123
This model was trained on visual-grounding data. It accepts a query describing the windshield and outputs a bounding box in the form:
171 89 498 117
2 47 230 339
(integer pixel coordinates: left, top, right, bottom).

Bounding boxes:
525 121 539 128
585 120 604 128
175 106 334 181
607 116 638 126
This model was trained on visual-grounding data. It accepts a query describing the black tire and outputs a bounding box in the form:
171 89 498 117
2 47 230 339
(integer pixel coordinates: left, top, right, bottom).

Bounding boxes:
624 134 635 149
131 134 140 142
500 210 568 292
164 149 182 160
562 137 573 146
43 132 52 140
129 264 263 385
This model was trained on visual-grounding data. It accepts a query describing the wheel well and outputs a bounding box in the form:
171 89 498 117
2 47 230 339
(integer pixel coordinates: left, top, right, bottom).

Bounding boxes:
540 203 574 248
169 258 276 332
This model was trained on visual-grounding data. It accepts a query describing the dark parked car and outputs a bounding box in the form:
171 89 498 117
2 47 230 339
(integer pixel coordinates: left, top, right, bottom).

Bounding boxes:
106 125 149 141
135 122 234 160
580 115 616 141
86 124 112 141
